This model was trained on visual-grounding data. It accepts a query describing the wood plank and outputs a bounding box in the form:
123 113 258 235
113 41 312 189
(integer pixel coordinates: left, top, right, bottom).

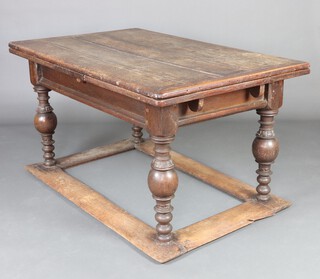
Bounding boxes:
25 164 185 263
9 29 309 99
26 162 290 263
175 199 289 252
14 46 309 107
56 139 135 169
10 36 218 98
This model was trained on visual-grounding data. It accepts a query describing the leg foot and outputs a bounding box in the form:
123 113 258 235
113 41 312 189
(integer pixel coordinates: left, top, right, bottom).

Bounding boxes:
148 135 178 242
33 85 57 167
252 109 279 201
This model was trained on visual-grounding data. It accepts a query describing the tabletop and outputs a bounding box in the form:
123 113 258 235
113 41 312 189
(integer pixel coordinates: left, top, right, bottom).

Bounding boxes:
9 28 310 100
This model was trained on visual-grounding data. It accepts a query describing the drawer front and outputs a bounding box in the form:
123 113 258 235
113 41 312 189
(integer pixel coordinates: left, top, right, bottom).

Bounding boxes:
178 87 267 126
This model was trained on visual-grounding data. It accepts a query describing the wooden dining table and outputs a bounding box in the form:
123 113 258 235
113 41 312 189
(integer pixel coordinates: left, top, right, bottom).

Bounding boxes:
9 28 310 262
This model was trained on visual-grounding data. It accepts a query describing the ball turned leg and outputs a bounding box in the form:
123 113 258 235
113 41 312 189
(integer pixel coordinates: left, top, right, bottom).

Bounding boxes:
148 135 178 242
33 85 57 167
252 109 279 201
131 125 143 144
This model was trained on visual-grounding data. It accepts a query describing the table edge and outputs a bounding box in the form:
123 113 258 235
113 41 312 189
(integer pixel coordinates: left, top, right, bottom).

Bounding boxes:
9 43 310 103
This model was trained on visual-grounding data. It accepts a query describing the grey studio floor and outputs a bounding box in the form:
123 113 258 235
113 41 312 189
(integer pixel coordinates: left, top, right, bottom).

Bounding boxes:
1 117 320 279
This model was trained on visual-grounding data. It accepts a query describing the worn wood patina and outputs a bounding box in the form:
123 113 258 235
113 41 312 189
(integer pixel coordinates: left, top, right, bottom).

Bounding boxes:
9 28 310 263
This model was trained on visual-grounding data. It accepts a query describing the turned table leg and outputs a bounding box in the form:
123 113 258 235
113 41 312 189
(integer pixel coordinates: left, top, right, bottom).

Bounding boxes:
132 125 143 144
33 85 57 167
148 135 178 242
252 109 279 201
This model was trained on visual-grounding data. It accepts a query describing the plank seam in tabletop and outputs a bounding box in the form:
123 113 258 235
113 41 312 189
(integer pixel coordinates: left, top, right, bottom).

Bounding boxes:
10 43 309 100
8 29 310 100
9 42 308 98
45 39 202 88
75 31 309 86
10 38 222 97
75 37 224 77
8 47 310 107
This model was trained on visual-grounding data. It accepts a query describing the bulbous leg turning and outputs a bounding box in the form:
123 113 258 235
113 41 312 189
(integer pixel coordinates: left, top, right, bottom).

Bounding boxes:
252 109 279 201
33 85 57 167
131 125 143 144
148 135 178 242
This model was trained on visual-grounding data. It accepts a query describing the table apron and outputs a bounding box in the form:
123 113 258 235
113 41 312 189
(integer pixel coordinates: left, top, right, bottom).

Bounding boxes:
38 65 146 127
178 88 267 126
36 64 268 128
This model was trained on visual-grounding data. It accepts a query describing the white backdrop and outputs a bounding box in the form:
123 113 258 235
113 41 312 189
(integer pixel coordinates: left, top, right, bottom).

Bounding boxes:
1 0 318 124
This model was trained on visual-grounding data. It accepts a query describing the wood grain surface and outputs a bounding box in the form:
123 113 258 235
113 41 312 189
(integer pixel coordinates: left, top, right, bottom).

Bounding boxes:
9 28 309 99
25 142 290 263
10 29 304 262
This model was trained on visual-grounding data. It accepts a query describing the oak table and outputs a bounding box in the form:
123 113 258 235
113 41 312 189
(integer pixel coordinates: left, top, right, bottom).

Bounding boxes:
9 28 310 263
